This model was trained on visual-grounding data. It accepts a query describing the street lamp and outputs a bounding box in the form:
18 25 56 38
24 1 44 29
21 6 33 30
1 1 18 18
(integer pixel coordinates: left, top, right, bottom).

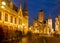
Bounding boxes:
1 1 6 8
2 1 6 5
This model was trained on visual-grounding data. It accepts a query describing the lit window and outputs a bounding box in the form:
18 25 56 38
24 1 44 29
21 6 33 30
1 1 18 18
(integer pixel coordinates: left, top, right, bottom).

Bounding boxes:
10 16 13 23
15 18 16 24
5 13 8 21
0 12 1 20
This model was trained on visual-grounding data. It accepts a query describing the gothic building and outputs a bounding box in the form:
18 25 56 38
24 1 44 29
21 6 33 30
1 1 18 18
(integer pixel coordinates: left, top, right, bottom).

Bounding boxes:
38 10 44 33
55 12 60 34
0 0 29 37
31 10 54 35
22 0 29 34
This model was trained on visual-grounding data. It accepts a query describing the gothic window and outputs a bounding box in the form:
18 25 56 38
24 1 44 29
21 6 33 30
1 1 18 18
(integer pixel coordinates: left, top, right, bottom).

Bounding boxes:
15 18 17 24
5 13 8 21
10 16 13 23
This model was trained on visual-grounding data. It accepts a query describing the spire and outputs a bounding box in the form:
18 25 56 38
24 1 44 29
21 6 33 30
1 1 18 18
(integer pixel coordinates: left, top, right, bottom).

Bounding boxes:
24 0 28 11
18 4 23 17
23 0 28 16
18 4 23 23
18 0 23 16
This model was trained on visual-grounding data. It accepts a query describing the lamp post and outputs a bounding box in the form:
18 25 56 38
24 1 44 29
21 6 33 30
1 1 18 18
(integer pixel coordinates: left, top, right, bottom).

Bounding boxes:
0 1 6 9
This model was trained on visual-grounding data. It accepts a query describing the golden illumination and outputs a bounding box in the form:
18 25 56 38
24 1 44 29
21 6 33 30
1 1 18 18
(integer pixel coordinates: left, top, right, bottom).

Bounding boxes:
25 26 27 28
29 28 31 30
18 25 20 28
2 1 6 5
1 6 5 8
22 23 25 26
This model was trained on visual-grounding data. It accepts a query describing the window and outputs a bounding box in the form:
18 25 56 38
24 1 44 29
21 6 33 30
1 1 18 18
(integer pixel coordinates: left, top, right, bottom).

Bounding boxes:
19 19 21 24
0 12 1 20
10 16 13 23
15 18 16 24
5 13 8 21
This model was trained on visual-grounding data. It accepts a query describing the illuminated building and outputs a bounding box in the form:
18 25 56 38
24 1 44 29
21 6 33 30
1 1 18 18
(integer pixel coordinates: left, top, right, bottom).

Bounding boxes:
22 0 29 34
31 10 54 34
33 19 39 33
0 0 29 35
47 15 54 34
55 12 60 34
55 17 59 32
31 10 44 34
44 20 50 35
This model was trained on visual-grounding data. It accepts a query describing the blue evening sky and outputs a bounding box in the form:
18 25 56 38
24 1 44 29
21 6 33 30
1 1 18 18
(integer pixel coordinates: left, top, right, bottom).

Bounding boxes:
13 0 60 25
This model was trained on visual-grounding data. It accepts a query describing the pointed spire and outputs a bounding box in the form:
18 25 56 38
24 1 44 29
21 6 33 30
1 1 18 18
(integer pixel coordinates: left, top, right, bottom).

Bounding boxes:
23 0 28 11
18 4 23 16
18 4 23 23
23 0 28 16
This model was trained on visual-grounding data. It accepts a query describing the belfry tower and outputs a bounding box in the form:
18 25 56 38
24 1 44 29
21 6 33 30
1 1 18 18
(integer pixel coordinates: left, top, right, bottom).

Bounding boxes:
38 10 44 22
23 0 29 34
38 10 44 33
23 0 28 18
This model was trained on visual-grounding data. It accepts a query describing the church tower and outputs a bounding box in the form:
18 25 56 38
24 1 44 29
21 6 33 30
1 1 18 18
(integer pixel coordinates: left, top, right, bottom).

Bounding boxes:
38 10 44 33
23 0 29 34
18 4 23 31
38 10 44 22
23 0 28 19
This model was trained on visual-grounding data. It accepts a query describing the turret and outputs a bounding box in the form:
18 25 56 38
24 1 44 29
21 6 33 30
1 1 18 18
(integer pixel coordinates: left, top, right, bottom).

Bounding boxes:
38 10 44 22
23 0 28 19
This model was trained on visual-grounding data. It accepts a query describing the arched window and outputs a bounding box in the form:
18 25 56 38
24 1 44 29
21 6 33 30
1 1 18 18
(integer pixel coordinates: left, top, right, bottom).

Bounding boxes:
5 13 8 21
10 16 13 23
